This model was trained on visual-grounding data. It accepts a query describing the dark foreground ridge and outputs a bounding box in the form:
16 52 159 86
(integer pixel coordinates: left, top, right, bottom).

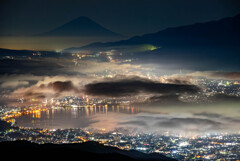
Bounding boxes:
0 140 177 161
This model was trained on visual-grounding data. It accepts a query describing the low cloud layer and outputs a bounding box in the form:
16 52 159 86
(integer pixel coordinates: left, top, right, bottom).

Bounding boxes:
6 80 81 106
119 113 239 133
84 76 200 97
1 75 202 107
88 112 240 135
41 81 79 93
188 71 240 80
134 94 185 106
0 58 143 76
209 94 240 102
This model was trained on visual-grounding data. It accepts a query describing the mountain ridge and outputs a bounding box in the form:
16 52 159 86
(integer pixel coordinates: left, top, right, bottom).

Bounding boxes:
65 14 240 52
0 140 177 161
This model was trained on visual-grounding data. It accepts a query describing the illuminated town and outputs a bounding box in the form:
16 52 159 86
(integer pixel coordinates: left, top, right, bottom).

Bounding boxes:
0 118 239 160
1 78 240 161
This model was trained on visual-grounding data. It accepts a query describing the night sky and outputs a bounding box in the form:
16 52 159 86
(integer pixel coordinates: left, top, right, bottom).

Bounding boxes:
1 0 240 36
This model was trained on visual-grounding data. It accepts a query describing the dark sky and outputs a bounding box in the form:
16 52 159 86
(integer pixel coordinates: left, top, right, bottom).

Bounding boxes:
1 0 240 36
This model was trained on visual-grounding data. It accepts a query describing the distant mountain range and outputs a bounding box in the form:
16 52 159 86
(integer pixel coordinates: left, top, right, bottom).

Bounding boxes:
0 140 176 161
62 14 240 72
65 14 240 52
39 16 123 37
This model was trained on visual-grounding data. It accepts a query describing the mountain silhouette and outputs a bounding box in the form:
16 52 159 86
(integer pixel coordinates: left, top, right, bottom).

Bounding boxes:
63 14 240 71
39 16 122 37
0 140 177 161
68 14 240 51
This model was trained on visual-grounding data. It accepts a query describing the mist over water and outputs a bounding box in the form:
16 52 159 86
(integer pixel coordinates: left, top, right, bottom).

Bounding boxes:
14 102 240 136
0 36 124 50
15 106 140 130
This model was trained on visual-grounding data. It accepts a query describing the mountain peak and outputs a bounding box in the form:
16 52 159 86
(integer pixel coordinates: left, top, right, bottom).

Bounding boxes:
69 16 95 23
75 16 92 20
39 16 122 37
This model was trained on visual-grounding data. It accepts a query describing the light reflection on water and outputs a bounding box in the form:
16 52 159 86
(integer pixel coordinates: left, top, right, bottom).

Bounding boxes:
15 106 139 129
